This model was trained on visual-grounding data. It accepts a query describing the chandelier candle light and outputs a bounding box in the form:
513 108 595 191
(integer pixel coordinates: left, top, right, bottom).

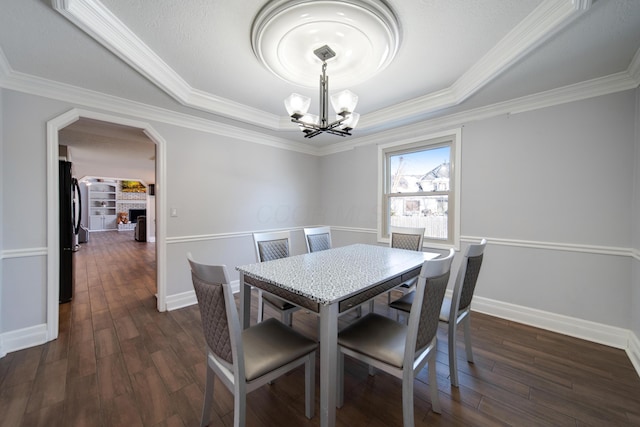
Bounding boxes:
284 45 360 138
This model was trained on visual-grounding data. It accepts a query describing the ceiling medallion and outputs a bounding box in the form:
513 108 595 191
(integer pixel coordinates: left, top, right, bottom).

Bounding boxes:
251 0 401 89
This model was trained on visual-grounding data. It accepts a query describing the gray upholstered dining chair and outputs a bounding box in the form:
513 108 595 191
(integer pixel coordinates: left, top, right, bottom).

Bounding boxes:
336 249 454 427
389 240 486 387
439 239 486 386
303 226 332 253
187 253 317 427
381 226 426 306
303 226 362 317
253 231 300 326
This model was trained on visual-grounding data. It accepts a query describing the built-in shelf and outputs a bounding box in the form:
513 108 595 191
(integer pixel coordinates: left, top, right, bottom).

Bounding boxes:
88 182 117 230
86 179 148 231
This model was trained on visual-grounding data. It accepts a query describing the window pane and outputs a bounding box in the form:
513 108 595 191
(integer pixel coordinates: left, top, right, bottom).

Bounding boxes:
389 146 450 193
381 130 459 246
389 195 448 240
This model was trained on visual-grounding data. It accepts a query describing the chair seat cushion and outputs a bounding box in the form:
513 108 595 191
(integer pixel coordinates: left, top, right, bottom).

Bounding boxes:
388 291 414 314
263 293 297 310
338 313 407 368
398 276 417 289
243 318 317 381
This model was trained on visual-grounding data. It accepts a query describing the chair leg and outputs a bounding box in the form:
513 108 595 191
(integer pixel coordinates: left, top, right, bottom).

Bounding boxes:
257 290 264 323
200 361 215 427
283 311 292 327
462 313 474 363
448 319 459 387
401 370 415 427
355 305 362 318
233 381 247 427
305 353 315 418
337 352 345 408
428 351 441 414
368 299 374 313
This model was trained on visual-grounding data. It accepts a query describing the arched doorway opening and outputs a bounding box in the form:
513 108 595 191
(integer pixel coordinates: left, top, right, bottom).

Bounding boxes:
46 108 167 341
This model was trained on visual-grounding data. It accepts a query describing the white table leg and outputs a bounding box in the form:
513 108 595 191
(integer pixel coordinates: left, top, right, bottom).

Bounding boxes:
319 303 339 427
239 272 251 329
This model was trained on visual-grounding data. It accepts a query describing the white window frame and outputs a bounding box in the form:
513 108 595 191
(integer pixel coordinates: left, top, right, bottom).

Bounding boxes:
377 128 461 250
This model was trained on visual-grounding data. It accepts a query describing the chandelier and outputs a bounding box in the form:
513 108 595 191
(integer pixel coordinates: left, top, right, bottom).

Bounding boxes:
251 0 400 139
284 45 359 138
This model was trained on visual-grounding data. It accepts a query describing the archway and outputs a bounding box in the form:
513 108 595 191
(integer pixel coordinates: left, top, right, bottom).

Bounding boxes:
46 108 167 341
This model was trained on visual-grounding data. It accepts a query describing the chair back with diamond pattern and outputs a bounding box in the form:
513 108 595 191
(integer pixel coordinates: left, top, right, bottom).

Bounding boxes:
390 226 425 251
253 231 290 262
187 253 239 371
303 226 332 253
406 249 454 360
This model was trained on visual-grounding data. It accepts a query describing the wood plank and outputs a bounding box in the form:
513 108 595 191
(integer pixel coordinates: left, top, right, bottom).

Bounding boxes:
150 348 194 393
130 366 174 425
1 231 639 427
97 353 133 400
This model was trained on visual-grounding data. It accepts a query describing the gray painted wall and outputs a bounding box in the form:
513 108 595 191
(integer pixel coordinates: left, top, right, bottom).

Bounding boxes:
320 91 637 328
0 86 638 349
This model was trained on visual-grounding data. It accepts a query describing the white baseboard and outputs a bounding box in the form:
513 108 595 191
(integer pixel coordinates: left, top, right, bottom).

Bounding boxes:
0 324 48 358
166 280 241 312
470 295 630 349
469 295 639 377
231 280 240 294
165 290 197 311
3 288 637 380
172 284 632 351
628 331 640 376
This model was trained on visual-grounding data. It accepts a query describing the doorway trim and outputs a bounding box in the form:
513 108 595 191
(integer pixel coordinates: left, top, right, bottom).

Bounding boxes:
46 108 167 341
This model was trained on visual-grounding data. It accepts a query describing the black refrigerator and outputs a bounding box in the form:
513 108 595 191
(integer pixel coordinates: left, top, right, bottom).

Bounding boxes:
59 160 81 303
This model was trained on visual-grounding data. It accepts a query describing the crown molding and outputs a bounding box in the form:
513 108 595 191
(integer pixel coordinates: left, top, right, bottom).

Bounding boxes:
322 70 638 156
0 44 633 159
0 43 634 159
51 0 282 130
360 0 591 129
0 61 322 156
452 0 590 100
506 70 638 114
52 0 592 133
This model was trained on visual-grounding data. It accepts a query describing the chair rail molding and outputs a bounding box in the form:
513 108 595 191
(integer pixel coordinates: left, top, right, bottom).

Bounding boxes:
1 247 48 259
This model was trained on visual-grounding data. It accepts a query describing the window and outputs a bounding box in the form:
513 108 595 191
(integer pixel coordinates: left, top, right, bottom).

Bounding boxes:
379 129 460 248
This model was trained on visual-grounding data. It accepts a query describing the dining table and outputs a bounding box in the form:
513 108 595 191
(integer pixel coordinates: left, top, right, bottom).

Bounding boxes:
236 243 440 427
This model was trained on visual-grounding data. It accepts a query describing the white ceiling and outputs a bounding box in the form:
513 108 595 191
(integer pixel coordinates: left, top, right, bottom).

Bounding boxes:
59 118 156 184
1 0 640 177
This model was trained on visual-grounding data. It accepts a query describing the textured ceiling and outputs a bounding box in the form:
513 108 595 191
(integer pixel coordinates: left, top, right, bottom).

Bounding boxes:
1 0 639 178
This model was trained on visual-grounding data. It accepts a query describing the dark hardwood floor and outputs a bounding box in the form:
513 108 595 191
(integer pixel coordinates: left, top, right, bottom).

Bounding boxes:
1 231 639 426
